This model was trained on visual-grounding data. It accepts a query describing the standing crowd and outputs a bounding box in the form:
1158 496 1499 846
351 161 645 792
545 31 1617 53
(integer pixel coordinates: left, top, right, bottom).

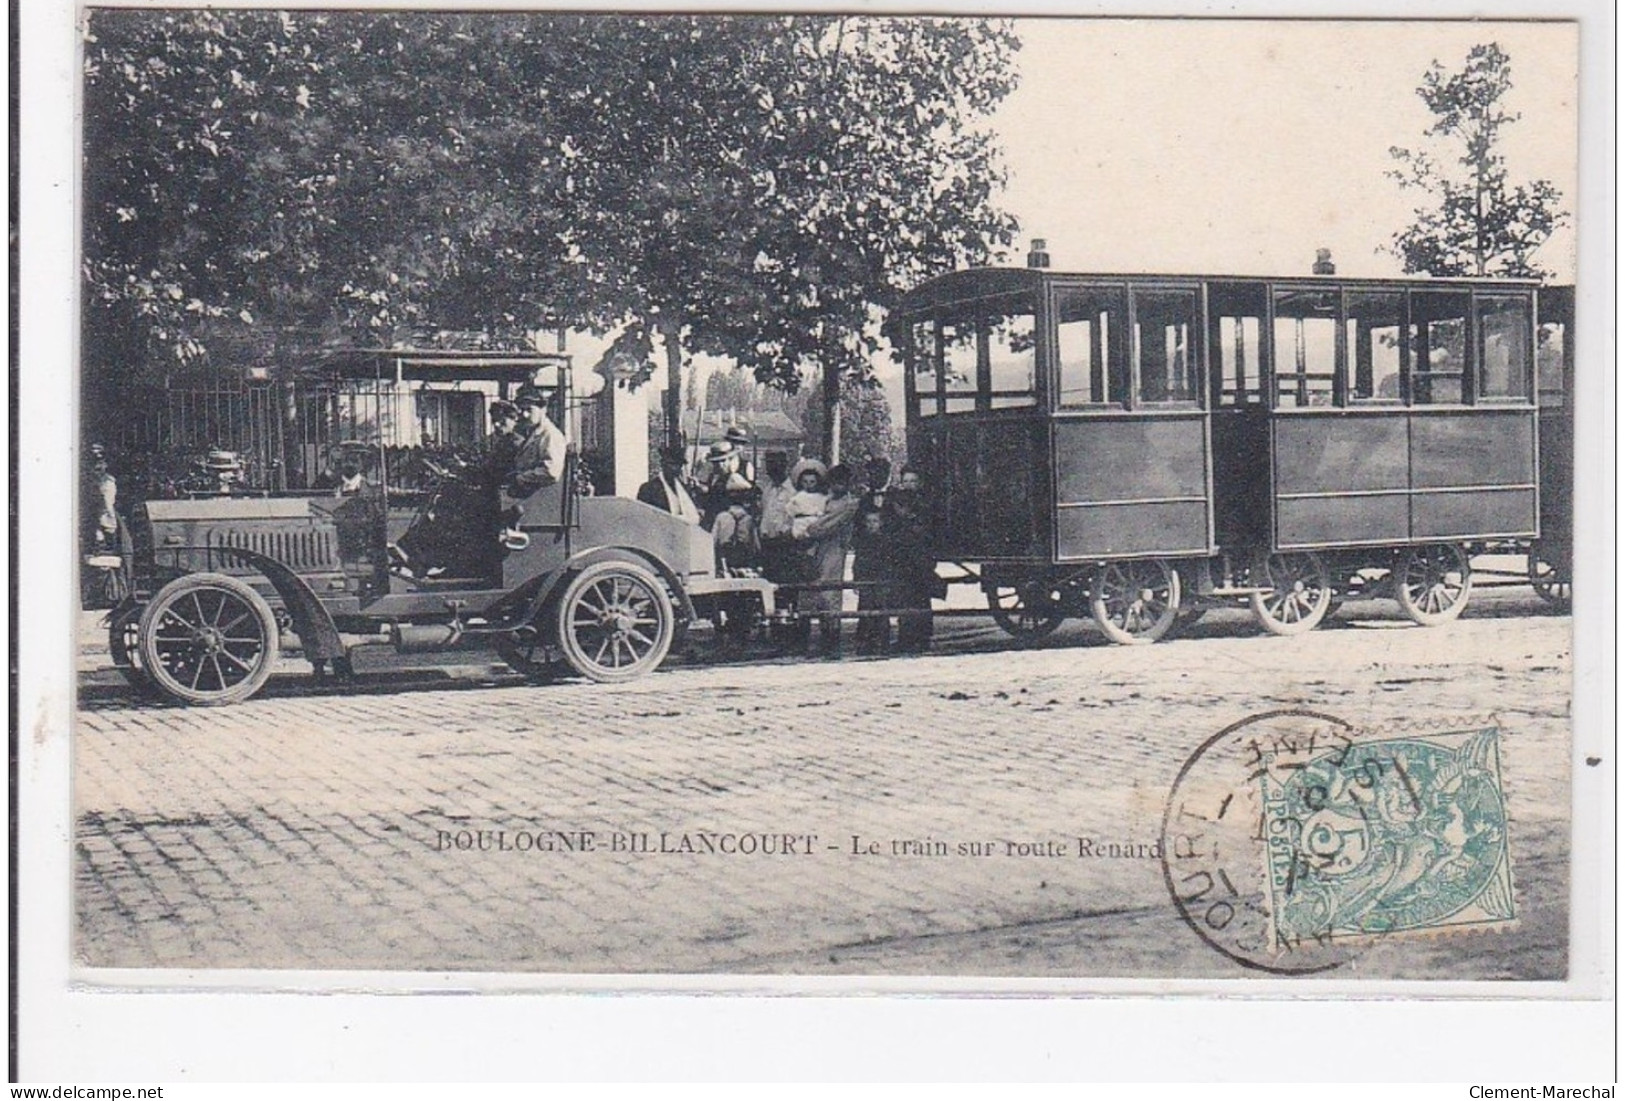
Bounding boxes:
637 429 938 657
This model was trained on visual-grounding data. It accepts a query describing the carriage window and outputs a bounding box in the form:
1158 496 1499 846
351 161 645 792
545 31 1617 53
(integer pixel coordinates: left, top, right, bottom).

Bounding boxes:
989 311 1038 409
1478 296 1531 401
1056 286 1127 407
910 321 940 418
1410 292 1469 404
1210 284 1266 407
1345 292 1404 402
1537 321 1568 408
1272 289 1338 407
1132 289 1199 404
941 320 979 414
1216 316 1263 406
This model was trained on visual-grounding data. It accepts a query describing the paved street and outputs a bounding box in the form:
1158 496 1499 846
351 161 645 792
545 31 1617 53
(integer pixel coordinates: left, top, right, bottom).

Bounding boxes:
74 589 1573 980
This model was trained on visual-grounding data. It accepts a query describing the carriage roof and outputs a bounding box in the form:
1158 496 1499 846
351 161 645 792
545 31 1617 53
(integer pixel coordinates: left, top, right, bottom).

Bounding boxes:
897 266 1545 314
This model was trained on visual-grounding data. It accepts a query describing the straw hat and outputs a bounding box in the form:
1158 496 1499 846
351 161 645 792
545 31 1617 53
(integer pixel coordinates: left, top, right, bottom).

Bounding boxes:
788 457 827 485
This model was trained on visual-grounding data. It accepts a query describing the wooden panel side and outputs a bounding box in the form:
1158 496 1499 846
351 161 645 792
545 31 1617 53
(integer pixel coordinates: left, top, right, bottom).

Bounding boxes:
1410 411 1535 488
1056 500 1210 559
1054 417 1208 504
1272 414 1408 495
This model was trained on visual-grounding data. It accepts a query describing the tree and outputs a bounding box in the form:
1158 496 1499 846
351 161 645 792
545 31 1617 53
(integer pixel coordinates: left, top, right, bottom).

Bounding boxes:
553 17 1021 448
1387 43 1567 278
794 375 898 469
82 13 1021 452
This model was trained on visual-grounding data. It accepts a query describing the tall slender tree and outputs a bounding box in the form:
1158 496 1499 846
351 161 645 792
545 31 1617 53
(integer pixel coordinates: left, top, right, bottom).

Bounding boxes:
1387 42 1567 278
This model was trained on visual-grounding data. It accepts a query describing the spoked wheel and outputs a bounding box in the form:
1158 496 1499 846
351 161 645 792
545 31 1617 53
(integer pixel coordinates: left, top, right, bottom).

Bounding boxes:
136 573 280 706
1528 548 1572 609
985 580 1065 639
555 560 675 683
107 600 154 693
1090 559 1181 645
1394 544 1474 626
1249 551 1334 636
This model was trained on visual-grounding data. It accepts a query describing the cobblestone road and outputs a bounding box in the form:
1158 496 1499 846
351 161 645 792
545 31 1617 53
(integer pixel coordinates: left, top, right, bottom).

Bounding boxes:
74 591 1573 980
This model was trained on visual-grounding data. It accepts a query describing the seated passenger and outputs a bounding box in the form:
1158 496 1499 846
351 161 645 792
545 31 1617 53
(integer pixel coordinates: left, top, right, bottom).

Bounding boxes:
509 384 568 494
480 400 523 489
313 442 374 496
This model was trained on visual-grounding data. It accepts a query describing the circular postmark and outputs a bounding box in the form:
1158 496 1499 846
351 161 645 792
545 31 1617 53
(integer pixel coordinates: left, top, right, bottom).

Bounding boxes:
1159 709 1358 975
1161 711 1514 974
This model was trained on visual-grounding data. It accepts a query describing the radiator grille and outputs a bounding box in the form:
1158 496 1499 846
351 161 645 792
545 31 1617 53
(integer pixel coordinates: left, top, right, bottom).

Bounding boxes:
209 526 338 571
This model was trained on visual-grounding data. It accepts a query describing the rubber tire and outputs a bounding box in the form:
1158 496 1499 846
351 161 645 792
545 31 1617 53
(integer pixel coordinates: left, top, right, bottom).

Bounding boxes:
137 573 280 706
554 560 676 683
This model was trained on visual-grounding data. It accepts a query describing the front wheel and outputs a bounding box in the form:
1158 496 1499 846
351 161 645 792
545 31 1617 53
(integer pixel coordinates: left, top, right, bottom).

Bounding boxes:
136 573 280 705
1249 551 1333 636
1394 544 1473 626
555 560 675 683
1090 559 1181 645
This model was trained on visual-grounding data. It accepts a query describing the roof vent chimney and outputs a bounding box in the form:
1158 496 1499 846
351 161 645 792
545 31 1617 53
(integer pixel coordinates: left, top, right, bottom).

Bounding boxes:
1312 248 1336 275
1027 239 1051 269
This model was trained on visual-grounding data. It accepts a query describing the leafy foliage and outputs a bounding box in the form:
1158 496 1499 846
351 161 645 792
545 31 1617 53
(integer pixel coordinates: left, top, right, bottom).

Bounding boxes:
1387 43 1567 278
82 12 1021 398
794 375 899 468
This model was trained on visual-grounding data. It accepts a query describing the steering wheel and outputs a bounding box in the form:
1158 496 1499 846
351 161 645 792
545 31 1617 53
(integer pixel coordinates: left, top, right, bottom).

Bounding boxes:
420 457 463 484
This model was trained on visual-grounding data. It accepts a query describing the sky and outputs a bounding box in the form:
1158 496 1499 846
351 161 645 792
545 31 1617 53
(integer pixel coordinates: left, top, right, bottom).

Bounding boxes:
994 19 1578 280
815 17 1579 418
661 17 1580 417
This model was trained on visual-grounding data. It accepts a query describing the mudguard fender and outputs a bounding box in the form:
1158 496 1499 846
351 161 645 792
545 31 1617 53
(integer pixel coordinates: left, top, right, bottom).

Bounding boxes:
515 546 697 630
210 547 347 662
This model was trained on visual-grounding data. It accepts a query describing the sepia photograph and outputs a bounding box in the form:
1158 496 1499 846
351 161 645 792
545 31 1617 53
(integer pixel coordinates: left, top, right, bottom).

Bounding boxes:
16 0 1613 1082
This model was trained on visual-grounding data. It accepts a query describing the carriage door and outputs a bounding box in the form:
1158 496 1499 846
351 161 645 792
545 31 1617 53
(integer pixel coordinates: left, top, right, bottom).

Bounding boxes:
909 297 1048 561
1207 282 1271 552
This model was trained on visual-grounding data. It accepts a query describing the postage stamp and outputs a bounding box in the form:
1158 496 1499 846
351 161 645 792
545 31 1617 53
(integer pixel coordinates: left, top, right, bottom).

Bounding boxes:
1259 727 1516 949
1158 710 1519 974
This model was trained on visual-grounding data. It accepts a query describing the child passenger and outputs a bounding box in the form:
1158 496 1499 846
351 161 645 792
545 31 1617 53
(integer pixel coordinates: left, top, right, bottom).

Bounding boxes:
787 459 829 541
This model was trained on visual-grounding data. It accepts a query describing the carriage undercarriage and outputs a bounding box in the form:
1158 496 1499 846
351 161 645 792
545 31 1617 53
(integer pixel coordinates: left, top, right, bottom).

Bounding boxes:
978 538 1569 646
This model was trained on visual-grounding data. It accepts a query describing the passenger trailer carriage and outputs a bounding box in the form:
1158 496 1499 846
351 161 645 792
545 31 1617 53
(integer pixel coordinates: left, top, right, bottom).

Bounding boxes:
898 265 1549 643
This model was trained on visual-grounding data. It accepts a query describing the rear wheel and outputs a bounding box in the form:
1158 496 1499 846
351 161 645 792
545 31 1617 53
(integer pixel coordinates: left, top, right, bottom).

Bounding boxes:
555 560 675 683
1528 549 1571 609
137 573 279 705
986 580 1064 639
108 601 153 693
1249 551 1333 636
1090 559 1180 645
1395 544 1473 626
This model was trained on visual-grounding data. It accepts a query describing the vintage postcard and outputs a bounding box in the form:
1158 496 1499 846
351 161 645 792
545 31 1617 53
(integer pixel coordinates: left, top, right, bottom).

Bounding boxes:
17 0 1613 1081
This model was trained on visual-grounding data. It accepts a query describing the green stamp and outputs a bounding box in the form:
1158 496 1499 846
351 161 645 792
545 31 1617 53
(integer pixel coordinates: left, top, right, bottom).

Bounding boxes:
1260 727 1515 949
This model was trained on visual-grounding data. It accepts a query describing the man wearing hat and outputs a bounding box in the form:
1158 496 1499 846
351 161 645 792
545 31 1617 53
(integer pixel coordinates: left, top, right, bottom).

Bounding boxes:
637 445 702 524
509 384 568 493
202 449 245 496
699 438 755 530
722 424 757 485
479 398 523 490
